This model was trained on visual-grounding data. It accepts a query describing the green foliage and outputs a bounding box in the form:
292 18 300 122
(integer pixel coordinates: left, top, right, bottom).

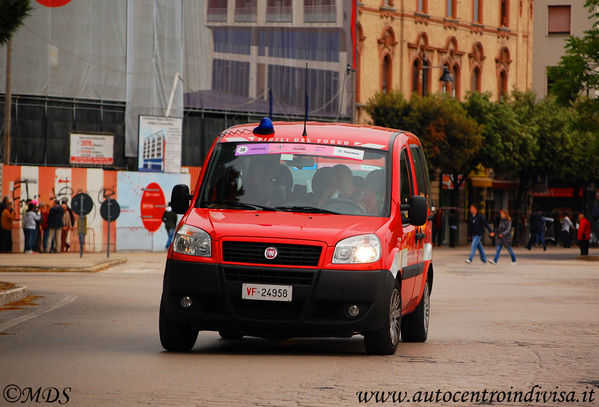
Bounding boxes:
365 89 598 191
0 0 32 45
365 92 482 186
548 0 599 104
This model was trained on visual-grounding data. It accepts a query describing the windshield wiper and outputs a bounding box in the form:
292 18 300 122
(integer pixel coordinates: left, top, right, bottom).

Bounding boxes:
275 205 339 215
204 201 278 211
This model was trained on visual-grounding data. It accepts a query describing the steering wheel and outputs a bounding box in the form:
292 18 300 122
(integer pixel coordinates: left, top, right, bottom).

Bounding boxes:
322 199 365 215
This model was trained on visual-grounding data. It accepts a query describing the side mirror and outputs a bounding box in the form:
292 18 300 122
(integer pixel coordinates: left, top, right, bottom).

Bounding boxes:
408 195 428 226
171 184 192 215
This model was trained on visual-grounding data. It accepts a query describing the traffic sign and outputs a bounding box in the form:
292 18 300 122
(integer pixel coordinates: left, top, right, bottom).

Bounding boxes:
71 193 94 217
100 199 121 222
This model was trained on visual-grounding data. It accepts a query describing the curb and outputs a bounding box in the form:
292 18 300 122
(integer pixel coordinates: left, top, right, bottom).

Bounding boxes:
0 284 27 306
0 258 127 273
578 256 599 262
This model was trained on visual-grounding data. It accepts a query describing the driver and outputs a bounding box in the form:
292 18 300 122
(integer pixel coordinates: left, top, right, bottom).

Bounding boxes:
242 154 282 206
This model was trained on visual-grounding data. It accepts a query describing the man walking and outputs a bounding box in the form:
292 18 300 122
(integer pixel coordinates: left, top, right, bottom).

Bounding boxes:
161 202 178 249
466 204 492 264
561 212 573 248
578 213 591 256
46 200 64 253
527 207 546 251
0 201 15 253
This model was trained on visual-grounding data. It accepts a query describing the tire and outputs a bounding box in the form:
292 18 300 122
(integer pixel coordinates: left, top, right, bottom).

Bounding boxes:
219 331 243 340
364 280 401 355
159 296 198 352
401 280 430 342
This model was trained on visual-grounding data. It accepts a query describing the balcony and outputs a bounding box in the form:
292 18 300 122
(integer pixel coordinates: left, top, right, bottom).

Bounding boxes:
266 5 292 22
304 4 336 23
235 6 257 22
207 7 227 22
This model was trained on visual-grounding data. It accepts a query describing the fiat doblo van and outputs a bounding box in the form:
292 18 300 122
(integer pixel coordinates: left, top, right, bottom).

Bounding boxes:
160 121 433 355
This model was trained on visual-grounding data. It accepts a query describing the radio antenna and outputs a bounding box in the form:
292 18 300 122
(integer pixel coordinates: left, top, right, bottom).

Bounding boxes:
302 62 308 138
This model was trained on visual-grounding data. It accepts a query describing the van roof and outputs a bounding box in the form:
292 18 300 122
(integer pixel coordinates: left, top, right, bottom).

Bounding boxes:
218 121 413 151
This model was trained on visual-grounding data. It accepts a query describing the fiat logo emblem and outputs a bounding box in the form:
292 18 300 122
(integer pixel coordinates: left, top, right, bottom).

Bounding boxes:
264 247 278 260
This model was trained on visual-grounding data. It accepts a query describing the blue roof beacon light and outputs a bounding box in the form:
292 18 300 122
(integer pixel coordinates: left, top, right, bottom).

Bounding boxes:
253 117 275 136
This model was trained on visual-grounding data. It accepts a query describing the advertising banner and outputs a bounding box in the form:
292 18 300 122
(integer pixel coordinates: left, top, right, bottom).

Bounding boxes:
138 115 183 174
70 133 114 165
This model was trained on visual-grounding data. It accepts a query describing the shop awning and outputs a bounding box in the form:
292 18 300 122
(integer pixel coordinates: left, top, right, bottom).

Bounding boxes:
531 188 582 198
493 180 519 189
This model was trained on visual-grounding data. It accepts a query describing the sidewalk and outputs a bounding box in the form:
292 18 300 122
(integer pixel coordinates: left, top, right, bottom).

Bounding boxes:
0 252 128 273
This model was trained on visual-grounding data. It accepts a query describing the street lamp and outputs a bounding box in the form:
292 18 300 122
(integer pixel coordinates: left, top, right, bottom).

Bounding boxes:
420 53 455 96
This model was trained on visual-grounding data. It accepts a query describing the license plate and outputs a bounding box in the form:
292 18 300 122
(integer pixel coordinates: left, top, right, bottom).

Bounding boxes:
242 283 293 302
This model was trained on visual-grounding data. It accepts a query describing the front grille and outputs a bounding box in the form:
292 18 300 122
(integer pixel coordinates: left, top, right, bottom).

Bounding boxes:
223 267 316 285
222 241 322 267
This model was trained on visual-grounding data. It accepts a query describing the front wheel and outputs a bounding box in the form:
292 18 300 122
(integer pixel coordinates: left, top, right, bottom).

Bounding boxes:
401 280 430 342
364 280 401 355
159 296 198 352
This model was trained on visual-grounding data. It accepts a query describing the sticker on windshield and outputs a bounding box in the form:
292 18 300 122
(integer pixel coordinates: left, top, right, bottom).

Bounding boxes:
235 143 365 161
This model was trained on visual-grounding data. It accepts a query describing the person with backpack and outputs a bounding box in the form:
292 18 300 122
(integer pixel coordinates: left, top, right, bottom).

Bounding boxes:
45 200 64 253
161 203 178 249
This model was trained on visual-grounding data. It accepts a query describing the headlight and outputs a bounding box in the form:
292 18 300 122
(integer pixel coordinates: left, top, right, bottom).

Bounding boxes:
172 225 212 257
332 234 381 264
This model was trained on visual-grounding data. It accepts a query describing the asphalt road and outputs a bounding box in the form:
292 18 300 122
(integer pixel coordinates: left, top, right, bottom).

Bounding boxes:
0 248 597 406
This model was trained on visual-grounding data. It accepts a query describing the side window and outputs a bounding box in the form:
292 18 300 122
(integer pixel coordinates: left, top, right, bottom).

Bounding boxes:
399 149 414 206
410 146 431 199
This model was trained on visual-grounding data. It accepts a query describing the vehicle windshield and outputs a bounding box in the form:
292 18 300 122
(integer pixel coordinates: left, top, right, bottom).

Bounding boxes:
198 142 388 216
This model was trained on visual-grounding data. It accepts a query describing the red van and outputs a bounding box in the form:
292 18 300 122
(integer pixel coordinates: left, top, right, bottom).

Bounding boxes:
160 120 433 355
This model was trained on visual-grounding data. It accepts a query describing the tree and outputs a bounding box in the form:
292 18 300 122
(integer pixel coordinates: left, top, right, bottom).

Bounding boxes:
365 91 482 206
1 0 33 164
548 0 599 105
463 91 537 178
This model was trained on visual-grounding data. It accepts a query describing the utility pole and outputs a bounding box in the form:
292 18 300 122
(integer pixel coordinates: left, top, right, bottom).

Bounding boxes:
3 39 12 165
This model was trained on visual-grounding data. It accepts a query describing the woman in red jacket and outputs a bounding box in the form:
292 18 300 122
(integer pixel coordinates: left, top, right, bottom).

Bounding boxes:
578 213 591 256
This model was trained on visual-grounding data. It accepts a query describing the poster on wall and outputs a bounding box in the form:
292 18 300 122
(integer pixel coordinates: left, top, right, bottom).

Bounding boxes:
137 115 182 173
70 133 114 165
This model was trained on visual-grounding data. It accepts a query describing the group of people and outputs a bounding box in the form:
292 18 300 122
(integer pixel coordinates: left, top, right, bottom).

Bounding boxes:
465 204 594 265
0 197 88 254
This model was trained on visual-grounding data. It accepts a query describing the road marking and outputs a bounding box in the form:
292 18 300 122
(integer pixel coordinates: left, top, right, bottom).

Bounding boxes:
0 294 77 332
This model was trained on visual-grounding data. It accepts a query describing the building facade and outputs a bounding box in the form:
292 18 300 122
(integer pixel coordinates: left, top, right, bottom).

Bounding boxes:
356 0 534 122
532 0 596 98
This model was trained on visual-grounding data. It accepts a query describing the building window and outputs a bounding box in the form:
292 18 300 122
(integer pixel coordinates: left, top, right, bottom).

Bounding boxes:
548 5 571 34
266 0 292 22
383 0 394 7
235 0 257 22
473 0 482 23
207 0 228 22
382 54 392 93
417 0 428 13
452 64 460 98
446 0 457 18
500 0 509 26
498 70 508 101
412 59 420 93
304 0 336 23
471 66 481 92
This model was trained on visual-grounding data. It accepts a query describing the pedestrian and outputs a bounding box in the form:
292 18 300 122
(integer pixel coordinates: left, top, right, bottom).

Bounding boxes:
465 204 492 264
527 207 546 251
432 208 444 246
578 213 591 256
561 212 573 248
21 198 32 251
60 200 73 252
76 214 87 255
46 200 64 253
40 204 50 252
24 203 41 254
488 210 517 265
161 202 178 249
0 201 15 253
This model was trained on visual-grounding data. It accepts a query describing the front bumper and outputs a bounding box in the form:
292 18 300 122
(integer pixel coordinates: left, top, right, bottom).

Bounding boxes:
162 259 395 338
